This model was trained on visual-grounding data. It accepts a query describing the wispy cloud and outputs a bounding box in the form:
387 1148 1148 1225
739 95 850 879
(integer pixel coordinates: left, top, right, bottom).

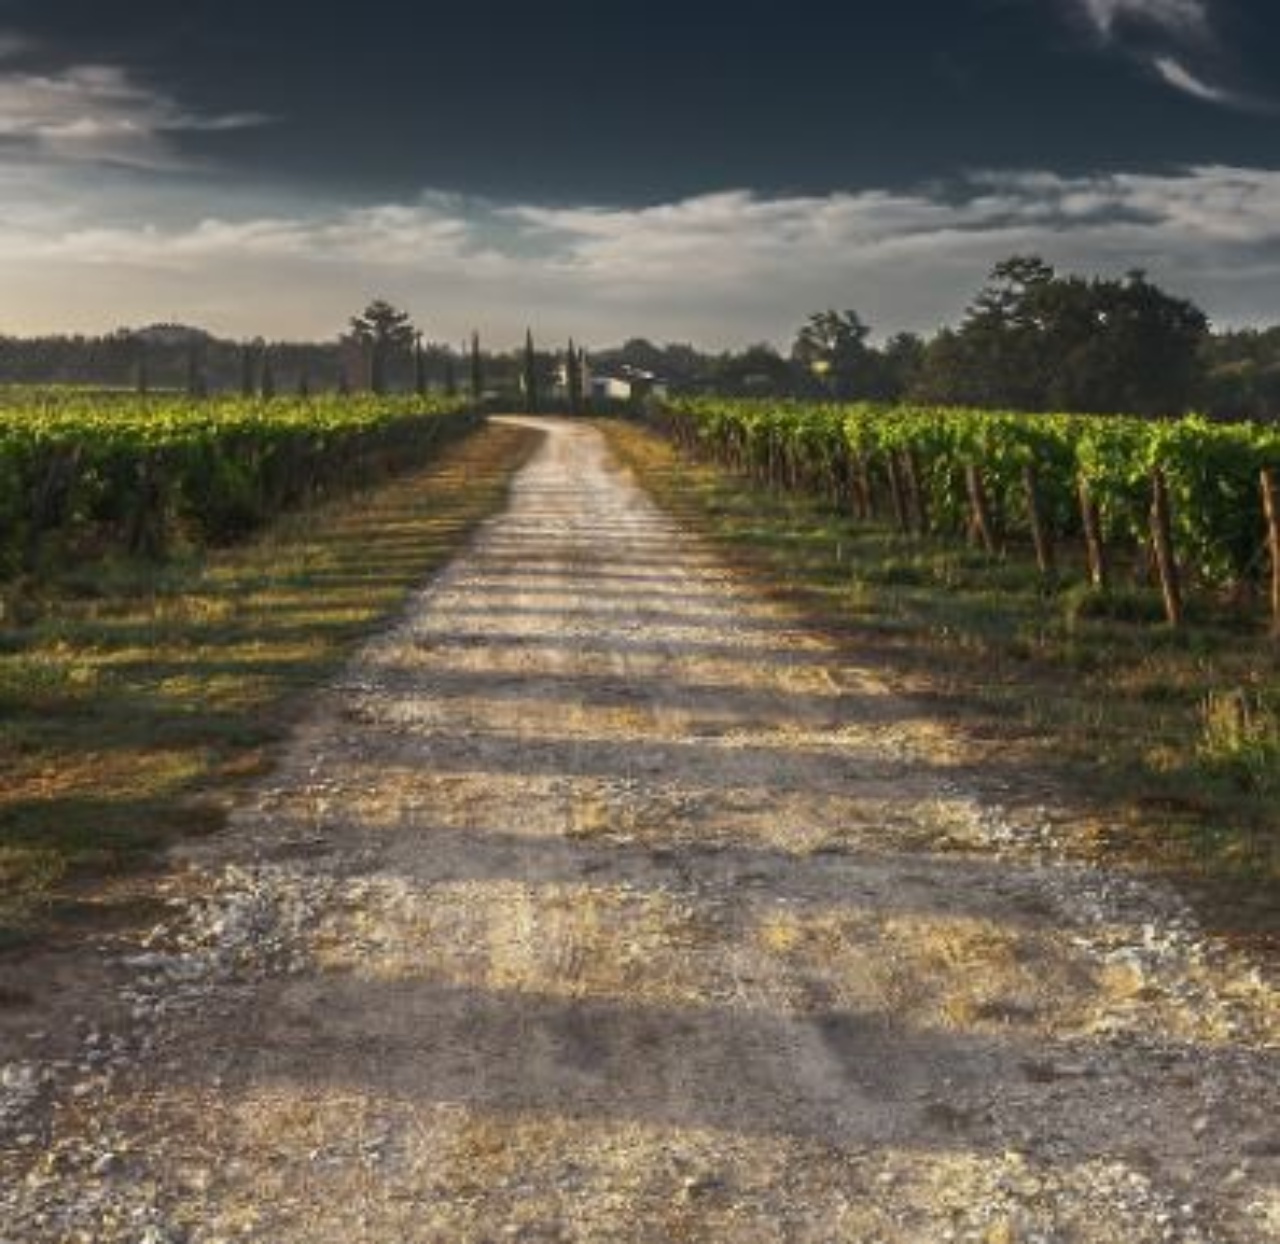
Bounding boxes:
1063 0 1270 110
1 166 1279 342
1151 54 1230 102
1077 0 1209 40
0 60 268 169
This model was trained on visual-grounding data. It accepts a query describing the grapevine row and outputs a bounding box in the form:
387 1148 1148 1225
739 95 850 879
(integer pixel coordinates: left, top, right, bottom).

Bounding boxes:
0 391 476 575
658 398 1280 632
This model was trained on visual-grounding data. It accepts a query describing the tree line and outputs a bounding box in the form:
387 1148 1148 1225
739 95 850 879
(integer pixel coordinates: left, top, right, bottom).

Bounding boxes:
601 258 1277 421
2 260 1278 419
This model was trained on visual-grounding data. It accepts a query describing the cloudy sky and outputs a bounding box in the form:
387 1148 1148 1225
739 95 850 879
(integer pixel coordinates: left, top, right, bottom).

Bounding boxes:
0 0 1278 346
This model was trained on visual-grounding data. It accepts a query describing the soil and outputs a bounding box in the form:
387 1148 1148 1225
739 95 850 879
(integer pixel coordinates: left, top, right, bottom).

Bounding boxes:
2 417 1276 1242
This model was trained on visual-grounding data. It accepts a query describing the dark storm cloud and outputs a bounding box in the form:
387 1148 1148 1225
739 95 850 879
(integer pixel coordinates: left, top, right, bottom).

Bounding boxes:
0 0 1278 340
2 0 1279 200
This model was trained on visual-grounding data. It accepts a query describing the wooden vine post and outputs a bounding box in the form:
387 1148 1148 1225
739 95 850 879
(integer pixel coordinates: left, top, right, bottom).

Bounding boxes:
886 454 911 534
965 464 998 555
903 450 930 535
1022 465 1054 579
1262 467 1280 639
1149 468 1183 627
1077 476 1108 591
847 453 870 520
857 456 876 521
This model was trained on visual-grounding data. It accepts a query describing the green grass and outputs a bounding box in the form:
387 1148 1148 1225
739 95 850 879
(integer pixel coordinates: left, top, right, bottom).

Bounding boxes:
602 419 1279 945
0 420 542 941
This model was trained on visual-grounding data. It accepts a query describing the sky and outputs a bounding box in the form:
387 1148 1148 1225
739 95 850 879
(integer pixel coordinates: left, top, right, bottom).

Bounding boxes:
0 0 1279 347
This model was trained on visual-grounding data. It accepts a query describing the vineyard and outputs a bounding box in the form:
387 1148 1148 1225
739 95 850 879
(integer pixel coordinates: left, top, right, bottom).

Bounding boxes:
0 390 475 576
659 398 1280 631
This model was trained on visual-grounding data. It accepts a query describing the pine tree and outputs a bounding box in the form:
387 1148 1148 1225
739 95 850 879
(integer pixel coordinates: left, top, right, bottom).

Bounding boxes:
523 329 539 414
349 299 417 395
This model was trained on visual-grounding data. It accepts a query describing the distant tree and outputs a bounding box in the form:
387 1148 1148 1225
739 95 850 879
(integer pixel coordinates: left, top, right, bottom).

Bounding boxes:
566 339 584 414
913 257 1208 415
523 329 539 413
1200 327 1280 421
879 332 926 401
444 350 458 397
714 344 797 397
240 342 256 398
185 341 206 398
349 299 417 395
470 331 484 404
791 310 875 399
134 340 150 395
261 349 276 400
297 369 311 398
414 337 427 397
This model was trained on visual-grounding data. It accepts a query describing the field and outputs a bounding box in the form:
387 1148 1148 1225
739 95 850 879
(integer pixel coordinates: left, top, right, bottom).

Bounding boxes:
0 394 539 939
0 401 1277 1242
660 397 1280 629
0 389 477 579
608 408 1280 923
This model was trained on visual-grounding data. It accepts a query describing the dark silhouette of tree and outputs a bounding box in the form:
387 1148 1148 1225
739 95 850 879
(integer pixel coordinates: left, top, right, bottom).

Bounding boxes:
240 343 256 398
913 257 1208 415
414 336 427 397
260 349 276 400
349 299 417 395
1201 327 1280 421
792 310 875 399
880 332 926 401
566 339 585 414
185 342 206 398
714 344 797 397
470 332 484 404
134 340 150 395
523 329 539 413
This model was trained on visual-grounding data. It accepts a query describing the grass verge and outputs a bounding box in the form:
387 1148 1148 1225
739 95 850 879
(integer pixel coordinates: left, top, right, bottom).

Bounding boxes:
0 420 542 944
601 419 1278 948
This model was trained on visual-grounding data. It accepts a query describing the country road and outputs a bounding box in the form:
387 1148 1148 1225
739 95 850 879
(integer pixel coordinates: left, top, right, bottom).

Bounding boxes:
2 417 1277 1242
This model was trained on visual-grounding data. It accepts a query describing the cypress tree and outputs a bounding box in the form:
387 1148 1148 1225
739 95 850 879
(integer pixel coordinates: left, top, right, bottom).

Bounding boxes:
567 339 586 415
523 329 538 414
414 340 427 396
470 332 483 405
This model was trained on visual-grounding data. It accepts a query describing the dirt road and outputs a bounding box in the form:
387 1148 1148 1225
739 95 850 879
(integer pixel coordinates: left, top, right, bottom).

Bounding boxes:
2 418 1277 1242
